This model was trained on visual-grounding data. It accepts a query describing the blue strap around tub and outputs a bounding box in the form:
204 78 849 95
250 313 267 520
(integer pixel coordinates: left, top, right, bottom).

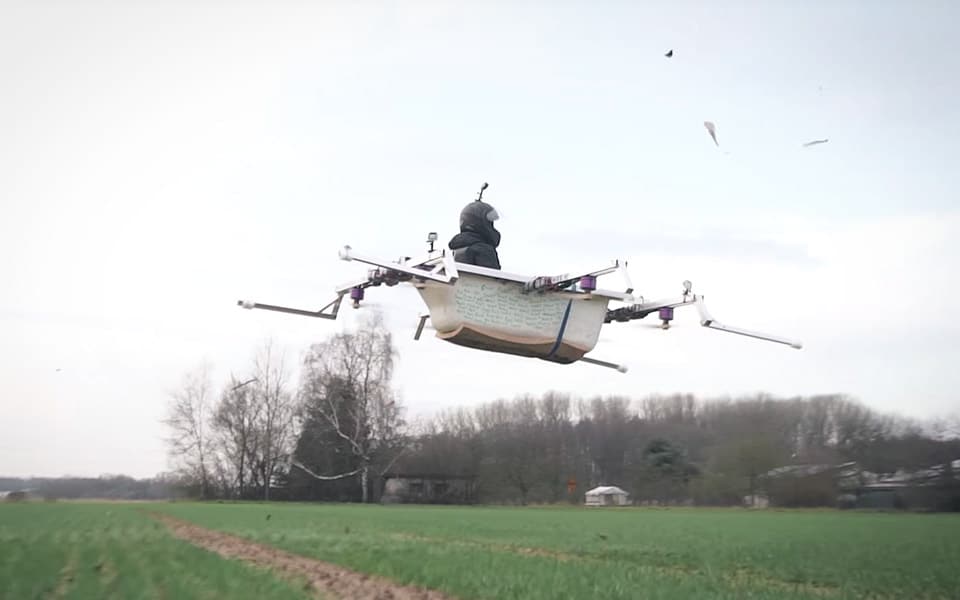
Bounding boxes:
546 300 574 359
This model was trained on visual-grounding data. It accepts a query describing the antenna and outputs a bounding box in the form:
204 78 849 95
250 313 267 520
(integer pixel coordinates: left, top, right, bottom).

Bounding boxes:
476 182 488 201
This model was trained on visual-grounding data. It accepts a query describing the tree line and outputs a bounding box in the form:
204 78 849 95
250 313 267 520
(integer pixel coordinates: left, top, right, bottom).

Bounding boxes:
162 314 960 509
0 474 180 501
406 391 958 509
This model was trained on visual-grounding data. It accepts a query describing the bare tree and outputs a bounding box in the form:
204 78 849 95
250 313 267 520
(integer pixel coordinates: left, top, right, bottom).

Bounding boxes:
538 392 574 501
294 312 406 502
583 395 634 485
213 375 262 498
162 363 215 499
930 412 960 441
472 397 540 504
948 414 960 439
249 340 297 501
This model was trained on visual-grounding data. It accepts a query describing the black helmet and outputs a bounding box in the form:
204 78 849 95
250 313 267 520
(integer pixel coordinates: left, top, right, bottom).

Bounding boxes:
459 200 501 247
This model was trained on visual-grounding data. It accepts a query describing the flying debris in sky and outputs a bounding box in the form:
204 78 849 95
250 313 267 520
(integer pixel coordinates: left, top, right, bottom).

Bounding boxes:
703 121 718 146
802 139 829 147
665 49 673 58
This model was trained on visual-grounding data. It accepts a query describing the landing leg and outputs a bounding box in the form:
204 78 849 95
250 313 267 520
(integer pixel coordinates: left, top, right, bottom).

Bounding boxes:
580 357 628 373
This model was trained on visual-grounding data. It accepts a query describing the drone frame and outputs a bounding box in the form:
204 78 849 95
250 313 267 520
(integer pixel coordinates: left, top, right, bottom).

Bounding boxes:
238 244 802 372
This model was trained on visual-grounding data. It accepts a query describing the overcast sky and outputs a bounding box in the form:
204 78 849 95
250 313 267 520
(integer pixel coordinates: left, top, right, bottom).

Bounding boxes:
2 1 958 478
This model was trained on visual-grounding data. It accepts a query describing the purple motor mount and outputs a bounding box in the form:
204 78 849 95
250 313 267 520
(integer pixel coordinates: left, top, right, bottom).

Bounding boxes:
350 286 365 308
658 307 674 328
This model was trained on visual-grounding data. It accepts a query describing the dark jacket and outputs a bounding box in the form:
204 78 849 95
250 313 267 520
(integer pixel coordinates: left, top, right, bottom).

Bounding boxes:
448 200 501 269
449 231 501 269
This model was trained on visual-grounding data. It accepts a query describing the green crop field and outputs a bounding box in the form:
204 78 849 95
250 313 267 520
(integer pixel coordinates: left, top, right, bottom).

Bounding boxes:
3 502 959 599
0 502 313 600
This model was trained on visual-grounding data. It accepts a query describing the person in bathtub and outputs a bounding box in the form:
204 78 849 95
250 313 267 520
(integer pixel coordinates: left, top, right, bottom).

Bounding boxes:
448 186 501 270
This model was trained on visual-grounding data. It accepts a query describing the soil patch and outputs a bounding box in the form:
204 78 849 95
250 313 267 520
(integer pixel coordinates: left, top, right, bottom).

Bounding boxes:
150 512 455 600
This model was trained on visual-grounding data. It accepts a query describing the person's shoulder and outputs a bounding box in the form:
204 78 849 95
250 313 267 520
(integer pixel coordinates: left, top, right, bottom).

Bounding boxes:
449 232 477 249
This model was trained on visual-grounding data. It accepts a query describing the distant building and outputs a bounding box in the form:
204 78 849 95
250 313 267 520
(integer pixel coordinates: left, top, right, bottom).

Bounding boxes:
380 473 477 505
743 494 770 509
762 459 959 511
0 488 38 502
856 459 959 511
855 482 910 510
584 485 629 506
759 461 864 507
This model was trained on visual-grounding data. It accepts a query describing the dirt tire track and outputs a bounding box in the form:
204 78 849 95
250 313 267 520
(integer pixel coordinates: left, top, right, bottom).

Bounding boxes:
149 512 456 600
52 549 78 599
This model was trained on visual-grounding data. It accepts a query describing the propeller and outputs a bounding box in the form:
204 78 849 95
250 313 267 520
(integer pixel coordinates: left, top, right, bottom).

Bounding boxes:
638 321 681 330
637 317 685 330
348 299 389 310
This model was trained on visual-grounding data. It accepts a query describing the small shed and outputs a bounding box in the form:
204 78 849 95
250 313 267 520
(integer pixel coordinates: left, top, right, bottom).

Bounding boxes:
585 485 629 506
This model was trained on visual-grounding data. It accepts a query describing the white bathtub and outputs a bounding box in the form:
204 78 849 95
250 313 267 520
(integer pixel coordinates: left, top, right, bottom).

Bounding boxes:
414 265 618 364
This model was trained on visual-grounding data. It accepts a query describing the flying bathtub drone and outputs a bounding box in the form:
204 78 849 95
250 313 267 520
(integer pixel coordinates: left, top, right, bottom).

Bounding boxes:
238 185 802 373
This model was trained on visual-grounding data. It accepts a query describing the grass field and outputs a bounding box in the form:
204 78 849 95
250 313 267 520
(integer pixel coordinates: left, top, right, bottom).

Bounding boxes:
3 502 959 599
0 502 313 600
